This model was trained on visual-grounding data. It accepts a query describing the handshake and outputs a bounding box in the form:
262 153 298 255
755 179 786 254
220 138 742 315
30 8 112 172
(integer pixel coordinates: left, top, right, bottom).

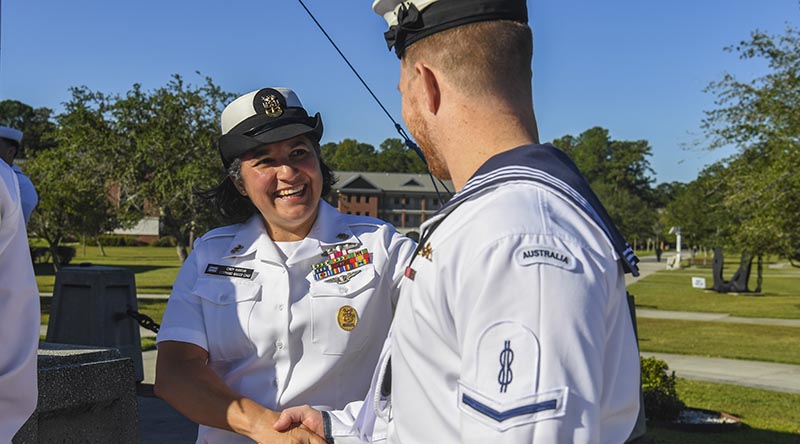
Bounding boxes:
247 405 328 444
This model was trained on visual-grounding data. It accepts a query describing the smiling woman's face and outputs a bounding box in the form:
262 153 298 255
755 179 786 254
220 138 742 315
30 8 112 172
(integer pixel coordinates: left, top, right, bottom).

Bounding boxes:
237 134 323 241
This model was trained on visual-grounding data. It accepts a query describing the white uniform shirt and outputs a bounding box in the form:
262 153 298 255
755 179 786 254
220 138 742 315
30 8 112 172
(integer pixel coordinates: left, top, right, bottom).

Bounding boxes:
157 201 415 444
11 165 38 225
0 162 40 442
327 145 640 444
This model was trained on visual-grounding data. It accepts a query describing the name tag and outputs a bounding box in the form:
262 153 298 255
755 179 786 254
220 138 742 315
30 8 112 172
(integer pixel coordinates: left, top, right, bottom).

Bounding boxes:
205 263 255 279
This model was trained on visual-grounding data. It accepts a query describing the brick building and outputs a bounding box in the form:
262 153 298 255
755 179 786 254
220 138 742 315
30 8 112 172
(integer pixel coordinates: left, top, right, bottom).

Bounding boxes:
328 171 453 234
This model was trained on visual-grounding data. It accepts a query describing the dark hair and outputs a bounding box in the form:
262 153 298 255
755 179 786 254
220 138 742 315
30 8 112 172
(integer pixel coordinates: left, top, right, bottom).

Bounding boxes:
198 143 337 226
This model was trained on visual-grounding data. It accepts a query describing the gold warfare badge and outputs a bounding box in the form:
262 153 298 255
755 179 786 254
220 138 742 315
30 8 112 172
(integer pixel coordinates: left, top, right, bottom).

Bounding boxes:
337 305 359 331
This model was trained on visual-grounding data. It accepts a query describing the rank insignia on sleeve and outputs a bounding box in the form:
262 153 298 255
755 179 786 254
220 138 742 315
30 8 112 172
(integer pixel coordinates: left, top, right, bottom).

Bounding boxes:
337 305 359 331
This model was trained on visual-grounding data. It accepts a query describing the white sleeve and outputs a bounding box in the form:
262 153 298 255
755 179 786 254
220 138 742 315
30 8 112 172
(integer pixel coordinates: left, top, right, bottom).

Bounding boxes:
156 248 209 350
452 233 638 444
0 167 40 442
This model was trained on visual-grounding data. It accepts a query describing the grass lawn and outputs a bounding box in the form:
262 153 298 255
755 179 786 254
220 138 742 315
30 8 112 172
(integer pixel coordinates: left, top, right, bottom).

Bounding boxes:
637 318 800 365
630 266 800 319
647 379 800 443
35 244 181 294
41 297 168 326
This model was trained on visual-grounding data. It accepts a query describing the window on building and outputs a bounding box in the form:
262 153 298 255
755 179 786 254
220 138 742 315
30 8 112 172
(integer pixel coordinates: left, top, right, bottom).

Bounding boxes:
365 211 370 216
356 211 361 215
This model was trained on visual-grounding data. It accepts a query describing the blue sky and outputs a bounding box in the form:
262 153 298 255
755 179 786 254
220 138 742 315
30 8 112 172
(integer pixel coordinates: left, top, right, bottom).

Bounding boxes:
1 0 797 184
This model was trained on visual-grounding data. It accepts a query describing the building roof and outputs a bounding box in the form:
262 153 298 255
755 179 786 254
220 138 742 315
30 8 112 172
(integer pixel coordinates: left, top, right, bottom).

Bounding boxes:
334 171 453 194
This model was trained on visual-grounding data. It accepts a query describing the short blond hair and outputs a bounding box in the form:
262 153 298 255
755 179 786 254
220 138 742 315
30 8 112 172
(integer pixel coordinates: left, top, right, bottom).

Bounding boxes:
403 20 533 101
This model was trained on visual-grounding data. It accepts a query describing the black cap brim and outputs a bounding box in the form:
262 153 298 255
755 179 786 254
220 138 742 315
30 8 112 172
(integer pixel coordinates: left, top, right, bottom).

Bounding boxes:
218 113 323 166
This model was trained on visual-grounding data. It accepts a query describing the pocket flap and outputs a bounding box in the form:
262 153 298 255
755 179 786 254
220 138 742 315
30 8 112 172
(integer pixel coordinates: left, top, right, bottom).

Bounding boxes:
191 277 261 305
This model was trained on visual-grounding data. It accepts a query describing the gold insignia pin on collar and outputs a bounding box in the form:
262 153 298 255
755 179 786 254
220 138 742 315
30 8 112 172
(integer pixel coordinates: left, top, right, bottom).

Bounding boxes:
417 242 433 261
336 233 349 240
230 244 244 254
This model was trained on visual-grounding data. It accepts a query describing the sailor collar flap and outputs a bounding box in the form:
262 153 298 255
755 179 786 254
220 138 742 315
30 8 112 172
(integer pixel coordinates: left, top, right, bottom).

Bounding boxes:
427 144 640 276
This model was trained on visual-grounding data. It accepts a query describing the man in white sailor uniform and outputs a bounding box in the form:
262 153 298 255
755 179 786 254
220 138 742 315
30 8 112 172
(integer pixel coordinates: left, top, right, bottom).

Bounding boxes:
0 127 38 225
155 87 416 444
275 1 642 443
0 135 40 442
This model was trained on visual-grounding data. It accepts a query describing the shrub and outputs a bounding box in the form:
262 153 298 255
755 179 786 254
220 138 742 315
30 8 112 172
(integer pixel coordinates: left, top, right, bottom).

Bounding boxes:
151 236 177 247
29 246 76 265
641 356 686 421
97 234 141 247
56 246 76 265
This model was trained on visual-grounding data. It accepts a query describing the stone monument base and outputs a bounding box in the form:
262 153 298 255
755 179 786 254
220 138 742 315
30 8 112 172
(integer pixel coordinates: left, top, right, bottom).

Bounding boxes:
13 343 138 444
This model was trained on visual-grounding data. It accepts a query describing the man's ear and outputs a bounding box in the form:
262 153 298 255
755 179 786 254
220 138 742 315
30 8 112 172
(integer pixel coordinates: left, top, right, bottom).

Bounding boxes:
415 62 441 115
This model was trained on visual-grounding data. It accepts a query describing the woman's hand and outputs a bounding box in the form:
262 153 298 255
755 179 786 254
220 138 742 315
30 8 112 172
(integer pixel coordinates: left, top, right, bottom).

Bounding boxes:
273 405 325 437
246 407 325 444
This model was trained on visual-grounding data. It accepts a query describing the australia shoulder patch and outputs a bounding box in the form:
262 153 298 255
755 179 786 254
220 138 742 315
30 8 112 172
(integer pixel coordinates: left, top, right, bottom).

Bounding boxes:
514 245 576 271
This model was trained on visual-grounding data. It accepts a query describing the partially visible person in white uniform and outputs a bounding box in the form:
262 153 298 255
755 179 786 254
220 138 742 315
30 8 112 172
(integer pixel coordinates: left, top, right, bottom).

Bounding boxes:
0 126 38 224
276 1 643 443
154 87 416 444
0 147 40 442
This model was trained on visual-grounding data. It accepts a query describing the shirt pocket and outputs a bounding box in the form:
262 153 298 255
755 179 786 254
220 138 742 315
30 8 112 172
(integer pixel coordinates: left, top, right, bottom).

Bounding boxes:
308 265 377 355
192 277 261 361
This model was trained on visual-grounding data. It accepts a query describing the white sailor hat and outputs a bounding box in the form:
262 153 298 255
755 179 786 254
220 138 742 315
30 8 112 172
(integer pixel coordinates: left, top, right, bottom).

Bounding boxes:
372 0 528 58
0 126 23 146
218 87 323 167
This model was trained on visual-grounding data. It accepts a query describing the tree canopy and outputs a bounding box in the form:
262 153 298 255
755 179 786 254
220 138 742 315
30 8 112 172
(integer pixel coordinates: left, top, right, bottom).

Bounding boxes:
551 126 660 245
0 100 57 157
700 25 800 262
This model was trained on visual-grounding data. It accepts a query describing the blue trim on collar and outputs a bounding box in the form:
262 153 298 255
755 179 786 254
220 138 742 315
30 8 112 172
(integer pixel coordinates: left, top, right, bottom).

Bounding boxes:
462 394 557 422
436 144 640 276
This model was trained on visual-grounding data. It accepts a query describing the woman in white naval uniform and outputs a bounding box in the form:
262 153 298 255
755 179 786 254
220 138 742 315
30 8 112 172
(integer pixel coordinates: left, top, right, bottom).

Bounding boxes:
154 87 416 444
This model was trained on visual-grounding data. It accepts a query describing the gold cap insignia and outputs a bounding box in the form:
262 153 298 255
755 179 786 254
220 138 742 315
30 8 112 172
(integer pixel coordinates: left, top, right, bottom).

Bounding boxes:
337 305 359 331
261 94 283 118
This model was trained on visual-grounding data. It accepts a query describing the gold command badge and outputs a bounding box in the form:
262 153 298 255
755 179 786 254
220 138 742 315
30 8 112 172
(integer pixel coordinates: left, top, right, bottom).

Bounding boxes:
337 305 359 331
262 94 283 118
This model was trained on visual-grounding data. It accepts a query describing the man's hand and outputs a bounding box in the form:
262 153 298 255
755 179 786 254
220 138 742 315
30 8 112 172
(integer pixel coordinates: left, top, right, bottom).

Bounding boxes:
247 407 326 444
274 405 325 437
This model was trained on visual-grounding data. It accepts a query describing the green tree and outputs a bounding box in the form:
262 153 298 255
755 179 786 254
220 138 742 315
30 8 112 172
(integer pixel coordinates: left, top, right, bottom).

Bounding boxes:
701 26 800 263
321 139 377 171
661 163 729 253
551 127 657 243
374 138 427 173
25 146 117 271
0 100 57 157
108 74 235 261
54 86 128 255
